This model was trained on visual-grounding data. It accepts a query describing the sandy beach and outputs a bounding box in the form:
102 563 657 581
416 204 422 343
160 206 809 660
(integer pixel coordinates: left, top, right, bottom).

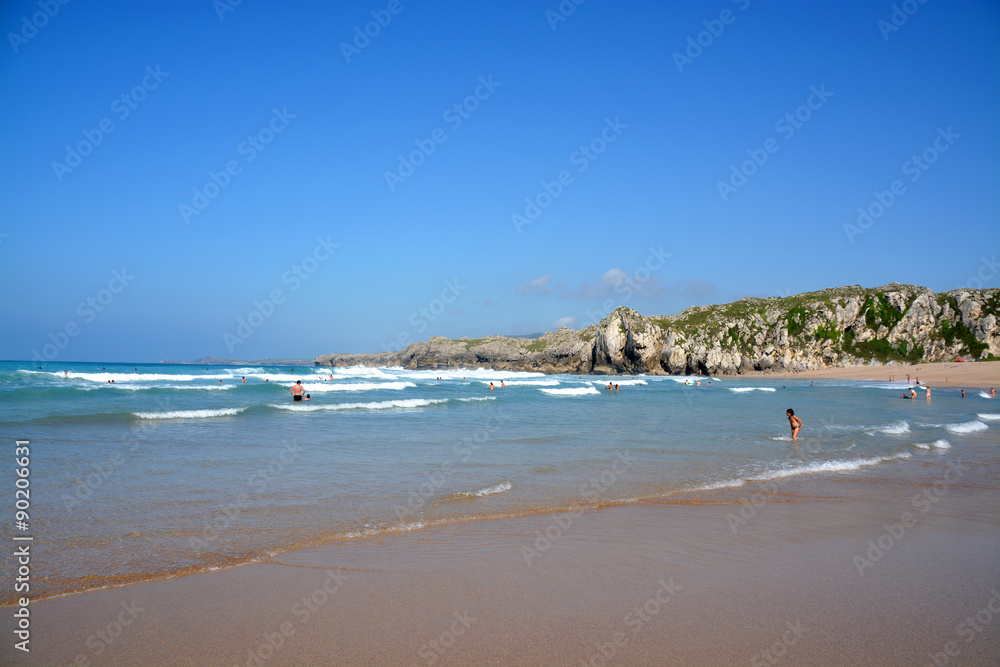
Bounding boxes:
766 361 1000 390
5 461 998 666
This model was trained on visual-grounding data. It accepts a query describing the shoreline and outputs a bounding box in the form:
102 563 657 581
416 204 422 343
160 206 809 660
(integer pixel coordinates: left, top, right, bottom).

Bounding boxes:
760 360 999 389
6 464 998 665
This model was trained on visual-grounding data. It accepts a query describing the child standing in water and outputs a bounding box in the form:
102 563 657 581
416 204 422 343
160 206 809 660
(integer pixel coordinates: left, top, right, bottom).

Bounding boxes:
786 409 802 441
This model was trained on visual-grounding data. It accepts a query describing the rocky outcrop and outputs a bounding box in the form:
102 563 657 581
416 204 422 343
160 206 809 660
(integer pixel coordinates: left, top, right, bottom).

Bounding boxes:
314 284 1000 376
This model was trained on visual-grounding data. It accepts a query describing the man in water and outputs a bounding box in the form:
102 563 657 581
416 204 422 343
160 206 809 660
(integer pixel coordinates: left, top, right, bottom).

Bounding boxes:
786 409 802 440
291 381 306 402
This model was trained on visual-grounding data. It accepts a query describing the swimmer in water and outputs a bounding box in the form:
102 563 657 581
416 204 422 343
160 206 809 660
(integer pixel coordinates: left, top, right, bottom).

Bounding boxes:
786 409 802 441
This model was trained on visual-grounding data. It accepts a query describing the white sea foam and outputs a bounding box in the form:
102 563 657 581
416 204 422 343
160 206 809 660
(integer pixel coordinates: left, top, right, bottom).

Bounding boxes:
272 398 446 412
238 373 330 383
865 420 910 436
52 371 225 383
133 408 246 419
340 521 427 539
114 383 235 391
728 387 777 393
293 381 415 392
944 420 988 434
976 413 1000 421
481 379 561 387
749 453 912 481
454 481 512 498
329 366 394 379
590 379 648 386
689 478 746 492
914 439 951 450
539 386 600 397
978 391 995 399
393 368 546 381
271 396 495 412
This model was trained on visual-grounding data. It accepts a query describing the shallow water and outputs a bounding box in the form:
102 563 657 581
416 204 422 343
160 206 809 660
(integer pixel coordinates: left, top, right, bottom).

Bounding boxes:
1 360 995 602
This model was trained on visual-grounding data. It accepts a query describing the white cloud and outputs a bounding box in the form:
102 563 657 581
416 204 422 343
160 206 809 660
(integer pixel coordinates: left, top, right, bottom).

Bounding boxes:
516 274 554 295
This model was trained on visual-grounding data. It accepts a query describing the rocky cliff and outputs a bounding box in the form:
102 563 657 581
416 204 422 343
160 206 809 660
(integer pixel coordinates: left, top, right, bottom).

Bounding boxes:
314 284 1000 376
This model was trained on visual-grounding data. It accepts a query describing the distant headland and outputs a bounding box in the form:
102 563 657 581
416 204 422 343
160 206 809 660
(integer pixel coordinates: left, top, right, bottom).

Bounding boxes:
314 283 999 376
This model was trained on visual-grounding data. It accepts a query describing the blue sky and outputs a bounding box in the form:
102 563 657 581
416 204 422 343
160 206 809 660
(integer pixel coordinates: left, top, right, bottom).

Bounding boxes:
2 0 998 362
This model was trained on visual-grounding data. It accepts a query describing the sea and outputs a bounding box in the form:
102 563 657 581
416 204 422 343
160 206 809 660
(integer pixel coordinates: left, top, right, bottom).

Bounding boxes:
1 360 997 604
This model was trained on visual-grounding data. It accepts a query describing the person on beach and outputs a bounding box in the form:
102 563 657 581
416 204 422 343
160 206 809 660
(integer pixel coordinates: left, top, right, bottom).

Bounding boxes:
242 376 246 383
291 381 305 402
925 386 931 402
500 380 505 388
961 389 965 398
614 384 620 392
992 387 996 398
786 409 802 440
489 382 494 391
305 394 311 401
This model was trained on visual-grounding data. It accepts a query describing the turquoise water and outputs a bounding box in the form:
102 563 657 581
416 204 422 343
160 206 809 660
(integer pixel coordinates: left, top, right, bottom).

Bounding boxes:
1 360 996 601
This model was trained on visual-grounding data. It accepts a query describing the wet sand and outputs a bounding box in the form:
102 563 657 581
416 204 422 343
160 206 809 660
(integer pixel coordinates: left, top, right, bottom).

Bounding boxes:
4 462 998 666
767 360 1000 389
